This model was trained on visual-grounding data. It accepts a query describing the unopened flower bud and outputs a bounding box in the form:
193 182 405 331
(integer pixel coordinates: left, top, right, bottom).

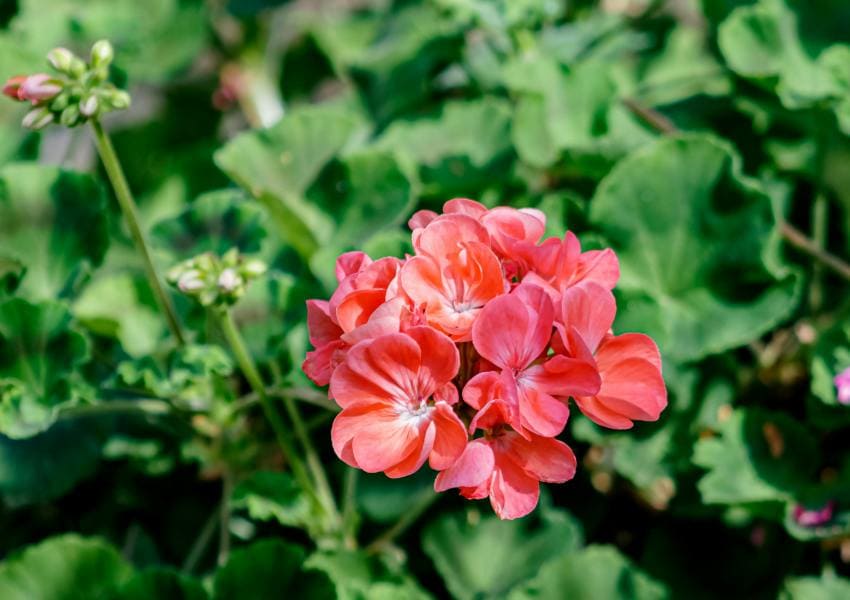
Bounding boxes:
217 268 242 292
59 105 80 127
47 47 75 74
242 259 267 277
79 94 99 117
20 74 62 102
22 106 54 130
104 89 131 110
90 40 114 70
50 92 70 112
2 75 26 101
178 270 205 293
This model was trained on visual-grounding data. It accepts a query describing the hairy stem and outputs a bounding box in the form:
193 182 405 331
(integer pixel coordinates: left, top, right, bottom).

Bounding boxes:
214 308 320 513
280 391 342 532
780 221 850 282
90 120 186 345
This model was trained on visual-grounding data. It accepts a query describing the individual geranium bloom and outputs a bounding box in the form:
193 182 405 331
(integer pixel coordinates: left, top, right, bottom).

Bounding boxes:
408 198 547 265
434 427 577 520
329 326 467 478
465 284 600 437
521 231 620 297
329 255 402 334
556 281 666 429
401 214 506 341
480 206 546 262
834 367 850 405
302 299 345 386
303 252 404 387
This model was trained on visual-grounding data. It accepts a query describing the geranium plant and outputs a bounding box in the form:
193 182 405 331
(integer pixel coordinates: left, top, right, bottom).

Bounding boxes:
1 1 850 598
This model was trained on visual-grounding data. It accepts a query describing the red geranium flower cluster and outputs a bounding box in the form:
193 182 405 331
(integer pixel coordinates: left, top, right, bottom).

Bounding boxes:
304 199 667 519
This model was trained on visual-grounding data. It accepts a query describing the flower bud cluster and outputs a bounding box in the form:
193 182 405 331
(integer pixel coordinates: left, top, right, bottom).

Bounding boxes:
168 249 267 308
2 40 131 130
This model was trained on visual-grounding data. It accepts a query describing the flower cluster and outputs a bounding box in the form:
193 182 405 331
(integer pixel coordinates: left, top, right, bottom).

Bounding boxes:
168 249 267 307
2 41 130 130
304 199 667 519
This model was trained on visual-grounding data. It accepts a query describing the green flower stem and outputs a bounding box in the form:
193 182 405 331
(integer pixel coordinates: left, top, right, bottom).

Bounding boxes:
280 391 343 532
182 503 220 573
341 467 359 549
218 470 233 566
365 491 439 555
214 308 322 520
90 119 186 345
59 398 174 420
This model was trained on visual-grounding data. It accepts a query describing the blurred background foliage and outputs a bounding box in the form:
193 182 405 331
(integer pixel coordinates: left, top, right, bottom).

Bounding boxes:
1 0 850 598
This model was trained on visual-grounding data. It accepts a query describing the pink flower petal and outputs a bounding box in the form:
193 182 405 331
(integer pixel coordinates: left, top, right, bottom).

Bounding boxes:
434 439 495 492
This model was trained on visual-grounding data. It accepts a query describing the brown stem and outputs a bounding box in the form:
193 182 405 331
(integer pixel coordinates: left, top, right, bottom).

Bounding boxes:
779 222 850 282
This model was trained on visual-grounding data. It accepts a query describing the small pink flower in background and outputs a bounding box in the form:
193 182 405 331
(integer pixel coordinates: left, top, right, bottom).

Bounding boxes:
305 197 669 519
834 367 850 405
792 501 835 527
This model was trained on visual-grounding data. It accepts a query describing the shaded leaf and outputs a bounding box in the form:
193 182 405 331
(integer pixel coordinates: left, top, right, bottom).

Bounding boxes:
110 568 207 600
231 470 312 528
590 134 800 361
422 508 583 600
213 539 335 600
214 103 365 258
0 164 109 300
0 298 90 438
693 408 818 506
507 545 668 600
0 534 131 600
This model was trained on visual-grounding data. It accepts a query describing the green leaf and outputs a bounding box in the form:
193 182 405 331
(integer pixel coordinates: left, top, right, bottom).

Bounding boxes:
506 545 668 600
0 298 90 438
782 575 850 600
589 134 800 361
0 164 109 300
693 408 818 506
306 149 417 289
718 0 847 109
637 27 731 107
305 550 431 600
422 508 583 600
0 422 101 506
152 190 269 260
809 318 850 406
0 534 132 600
374 98 514 194
214 103 366 258
73 273 163 358
115 344 234 412
110 568 207 600
349 3 464 123
505 56 654 171
231 470 312 528
213 539 335 600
